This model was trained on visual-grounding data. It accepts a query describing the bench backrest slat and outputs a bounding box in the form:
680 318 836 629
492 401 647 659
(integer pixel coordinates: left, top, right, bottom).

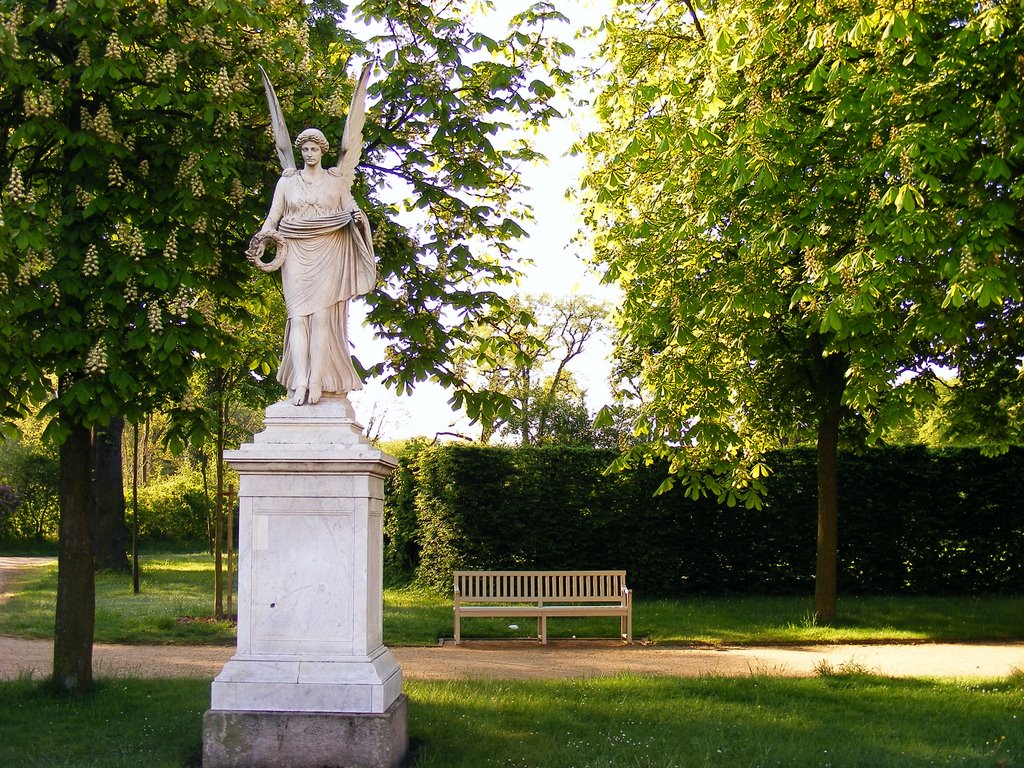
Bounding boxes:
455 570 626 603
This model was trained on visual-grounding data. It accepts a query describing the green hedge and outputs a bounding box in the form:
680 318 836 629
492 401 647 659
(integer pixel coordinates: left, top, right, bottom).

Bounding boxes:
382 439 426 585
384 445 1024 596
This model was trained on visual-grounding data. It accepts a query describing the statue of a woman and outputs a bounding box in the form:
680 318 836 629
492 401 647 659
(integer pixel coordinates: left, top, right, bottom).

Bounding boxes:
249 65 375 406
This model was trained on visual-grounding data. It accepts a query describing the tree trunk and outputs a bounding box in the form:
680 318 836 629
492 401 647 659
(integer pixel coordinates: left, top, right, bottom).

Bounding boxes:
812 348 846 625
53 420 95 692
142 413 151 485
91 417 130 572
214 377 225 619
814 401 841 624
519 365 532 446
218 385 234 618
199 450 214 555
225 483 235 619
132 421 140 594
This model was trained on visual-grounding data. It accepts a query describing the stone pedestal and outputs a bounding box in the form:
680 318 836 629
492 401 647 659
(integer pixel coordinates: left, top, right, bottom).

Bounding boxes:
203 397 407 768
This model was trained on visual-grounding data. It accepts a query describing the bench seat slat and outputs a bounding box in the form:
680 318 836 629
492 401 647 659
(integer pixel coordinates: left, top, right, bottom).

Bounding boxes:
458 596 626 604
457 606 553 617
458 605 629 616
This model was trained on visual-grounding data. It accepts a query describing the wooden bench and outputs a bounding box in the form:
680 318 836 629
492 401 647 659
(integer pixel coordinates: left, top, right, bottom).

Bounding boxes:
453 570 633 645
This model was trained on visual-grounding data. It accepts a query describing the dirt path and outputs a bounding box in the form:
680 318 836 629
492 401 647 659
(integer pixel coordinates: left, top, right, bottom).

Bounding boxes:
2 558 1022 682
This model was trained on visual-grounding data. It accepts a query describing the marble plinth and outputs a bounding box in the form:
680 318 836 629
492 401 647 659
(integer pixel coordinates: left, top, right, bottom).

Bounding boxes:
204 396 406 766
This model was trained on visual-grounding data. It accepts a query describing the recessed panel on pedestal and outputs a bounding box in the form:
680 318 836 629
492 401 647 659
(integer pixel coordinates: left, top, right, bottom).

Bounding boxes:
252 507 354 654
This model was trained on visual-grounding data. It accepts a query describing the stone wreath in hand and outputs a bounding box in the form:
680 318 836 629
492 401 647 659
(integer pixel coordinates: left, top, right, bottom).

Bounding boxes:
245 230 288 272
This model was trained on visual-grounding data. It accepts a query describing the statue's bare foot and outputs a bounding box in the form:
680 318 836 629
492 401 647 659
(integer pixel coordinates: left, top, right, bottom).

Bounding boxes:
308 385 322 404
292 387 307 406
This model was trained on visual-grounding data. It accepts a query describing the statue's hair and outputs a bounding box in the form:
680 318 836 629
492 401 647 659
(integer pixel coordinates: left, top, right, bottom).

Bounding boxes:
294 128 330 153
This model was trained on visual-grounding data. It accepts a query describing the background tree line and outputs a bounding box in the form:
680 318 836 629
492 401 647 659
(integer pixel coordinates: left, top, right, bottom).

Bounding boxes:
384 443 1024 598
1 359 1015 550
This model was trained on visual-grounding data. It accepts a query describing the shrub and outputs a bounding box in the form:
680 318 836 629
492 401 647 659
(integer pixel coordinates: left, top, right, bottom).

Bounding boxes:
412 446 640 591
382 439 429 585
135 469 210 545
0 484 20 527
0 439 59 543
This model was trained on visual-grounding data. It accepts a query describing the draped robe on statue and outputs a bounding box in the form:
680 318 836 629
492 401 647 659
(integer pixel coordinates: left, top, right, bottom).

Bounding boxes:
264 168 375 396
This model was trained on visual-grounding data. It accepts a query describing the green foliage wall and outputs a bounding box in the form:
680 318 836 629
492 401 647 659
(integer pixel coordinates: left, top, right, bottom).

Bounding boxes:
134 470 209 545
834 447 1024 595
387 445 1024 596
382 440 427 584
0 432 209 548
0 439 59 542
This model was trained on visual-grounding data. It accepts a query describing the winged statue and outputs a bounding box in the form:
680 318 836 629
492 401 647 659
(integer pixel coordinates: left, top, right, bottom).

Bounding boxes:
247 64 376 406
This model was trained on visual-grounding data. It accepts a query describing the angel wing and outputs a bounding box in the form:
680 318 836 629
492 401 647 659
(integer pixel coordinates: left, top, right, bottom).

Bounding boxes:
335 62 373 196
259 65 295 172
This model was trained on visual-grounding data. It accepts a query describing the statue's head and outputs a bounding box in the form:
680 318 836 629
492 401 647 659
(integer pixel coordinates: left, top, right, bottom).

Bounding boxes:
294 128 330 153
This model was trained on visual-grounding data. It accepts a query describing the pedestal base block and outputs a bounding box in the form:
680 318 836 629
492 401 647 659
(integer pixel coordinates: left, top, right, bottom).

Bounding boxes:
211 647 403 713
203 694 408 768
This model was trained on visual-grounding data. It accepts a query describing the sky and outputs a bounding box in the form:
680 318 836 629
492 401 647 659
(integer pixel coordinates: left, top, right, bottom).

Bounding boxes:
347 0 616 441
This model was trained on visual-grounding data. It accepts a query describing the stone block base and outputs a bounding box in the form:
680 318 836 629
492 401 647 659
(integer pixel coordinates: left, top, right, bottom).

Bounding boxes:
210 648 403 714
202 694 408 768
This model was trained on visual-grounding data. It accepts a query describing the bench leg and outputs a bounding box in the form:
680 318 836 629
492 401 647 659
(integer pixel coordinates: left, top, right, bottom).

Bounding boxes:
454 613 461 645
538 615 547 644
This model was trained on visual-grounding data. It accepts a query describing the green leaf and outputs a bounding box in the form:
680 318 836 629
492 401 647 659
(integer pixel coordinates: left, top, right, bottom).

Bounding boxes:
977 280 1005 308
894 184 924 212
820 305 842 333
593 405 614 430
941 284 966 309
730 47 751 71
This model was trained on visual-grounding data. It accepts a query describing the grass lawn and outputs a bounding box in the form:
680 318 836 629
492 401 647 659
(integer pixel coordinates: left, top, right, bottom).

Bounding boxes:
1 554 1022 646
1 554 1022 767
0 554 237 645
0 673 1020 767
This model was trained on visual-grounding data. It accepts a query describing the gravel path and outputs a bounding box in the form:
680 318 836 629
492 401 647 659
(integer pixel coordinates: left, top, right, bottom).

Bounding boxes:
2 557 1022 682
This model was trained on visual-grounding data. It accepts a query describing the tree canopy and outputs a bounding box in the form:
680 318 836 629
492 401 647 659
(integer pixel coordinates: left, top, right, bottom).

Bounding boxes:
344 0 575 429
581 0 1024 619
0 0 302 437
447 293 607 444
0 0 574 439
0 0 573 688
